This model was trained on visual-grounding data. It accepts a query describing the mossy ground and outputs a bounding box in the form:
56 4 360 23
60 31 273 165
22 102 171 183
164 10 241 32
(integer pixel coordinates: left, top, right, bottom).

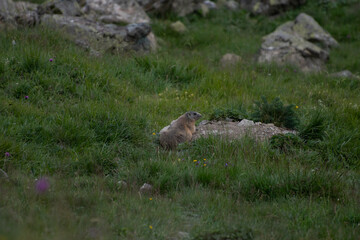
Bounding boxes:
1 1 360 239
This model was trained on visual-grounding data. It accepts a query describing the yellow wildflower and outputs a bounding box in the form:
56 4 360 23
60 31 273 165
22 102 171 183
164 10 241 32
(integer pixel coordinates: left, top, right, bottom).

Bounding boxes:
149 225 153 229
193 160 197 162
149 198 152 201
152 132 156 135
296 106 299 109
204 164 206 167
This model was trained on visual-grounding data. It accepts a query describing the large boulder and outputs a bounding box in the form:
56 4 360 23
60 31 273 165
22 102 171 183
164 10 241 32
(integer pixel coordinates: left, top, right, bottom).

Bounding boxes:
41 14 154 55
1 0 157 54
258 13 337 72
238 0 306 15
288 13 338 49
84 0 150 25
137 0 203 17
0 0 39 28
38 0 82 16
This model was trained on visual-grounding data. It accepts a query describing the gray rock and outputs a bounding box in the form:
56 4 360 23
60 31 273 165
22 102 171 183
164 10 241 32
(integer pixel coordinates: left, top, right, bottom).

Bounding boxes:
137 0 203 17
203 0 217 9
225 0 239 11
220 53 241 67
292 13 338 49
41 14 154 54
330 70 360 79
139 183 153 194
193 119 296 142
126 23 151 40
117 180 128 189
172 0 201 16
238 119 255 127
170 21 187 34
14 2 39 27
0 0 39 27
85 0 150 24
275 13 338 49
258 13 337 72
196 3 210 17
0 0 18 26
38 0 82 16
136 0 153 6
199 120 210 126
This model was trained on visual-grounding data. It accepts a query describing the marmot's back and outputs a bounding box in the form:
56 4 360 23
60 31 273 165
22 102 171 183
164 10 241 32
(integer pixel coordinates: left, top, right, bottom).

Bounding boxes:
159 111 202 150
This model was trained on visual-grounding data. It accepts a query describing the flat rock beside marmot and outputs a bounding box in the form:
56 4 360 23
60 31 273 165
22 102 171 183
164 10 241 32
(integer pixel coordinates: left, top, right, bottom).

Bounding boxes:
193 119 296 142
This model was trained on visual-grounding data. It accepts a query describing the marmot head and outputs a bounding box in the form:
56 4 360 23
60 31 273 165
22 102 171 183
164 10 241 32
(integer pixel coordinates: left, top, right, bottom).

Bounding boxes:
186 111 202 121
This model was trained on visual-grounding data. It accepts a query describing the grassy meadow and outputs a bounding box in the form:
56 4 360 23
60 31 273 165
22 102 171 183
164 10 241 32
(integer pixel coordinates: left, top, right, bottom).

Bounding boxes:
1 1 360 239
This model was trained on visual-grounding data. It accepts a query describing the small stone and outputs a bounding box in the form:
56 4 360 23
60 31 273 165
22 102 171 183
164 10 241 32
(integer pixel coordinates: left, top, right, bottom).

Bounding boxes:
178 231 190 239
117 180 127 189
203 1 217 9
199 120 210 126
238 119 255 127
196 3 209 17
170 21 187 34
220 53 241 67
330 70 359 79
225 0 239 11
139 183 153 194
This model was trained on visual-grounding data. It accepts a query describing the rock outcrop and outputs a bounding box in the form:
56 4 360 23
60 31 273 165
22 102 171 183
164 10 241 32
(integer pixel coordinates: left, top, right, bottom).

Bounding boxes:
258 13 338 72
0 0 39 28
192 119 296 142
83 0 150 25
38 0 82 16
1 0 156 54
137 0 204 17
41 14 153 55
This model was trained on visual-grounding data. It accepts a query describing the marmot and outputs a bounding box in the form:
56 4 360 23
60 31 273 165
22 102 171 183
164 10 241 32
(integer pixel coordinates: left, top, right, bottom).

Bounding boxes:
159 111 202 150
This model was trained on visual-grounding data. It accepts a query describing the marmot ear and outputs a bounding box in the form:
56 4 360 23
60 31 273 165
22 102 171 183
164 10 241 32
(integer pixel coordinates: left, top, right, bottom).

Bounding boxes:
186 112 193 119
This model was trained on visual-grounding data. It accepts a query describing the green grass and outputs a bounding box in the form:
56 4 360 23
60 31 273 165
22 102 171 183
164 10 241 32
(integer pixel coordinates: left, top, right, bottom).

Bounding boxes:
1 1 360 239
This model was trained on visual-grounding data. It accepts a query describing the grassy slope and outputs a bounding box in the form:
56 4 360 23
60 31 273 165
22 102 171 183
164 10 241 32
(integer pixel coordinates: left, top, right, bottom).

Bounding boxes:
1 1 360 239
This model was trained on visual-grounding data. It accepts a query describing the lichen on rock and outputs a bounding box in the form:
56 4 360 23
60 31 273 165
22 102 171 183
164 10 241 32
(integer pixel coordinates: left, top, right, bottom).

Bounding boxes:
258 13 338 72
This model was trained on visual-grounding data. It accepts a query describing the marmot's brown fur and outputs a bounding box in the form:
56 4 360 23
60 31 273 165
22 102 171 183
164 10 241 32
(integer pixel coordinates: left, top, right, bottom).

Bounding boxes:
159 111 202 150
